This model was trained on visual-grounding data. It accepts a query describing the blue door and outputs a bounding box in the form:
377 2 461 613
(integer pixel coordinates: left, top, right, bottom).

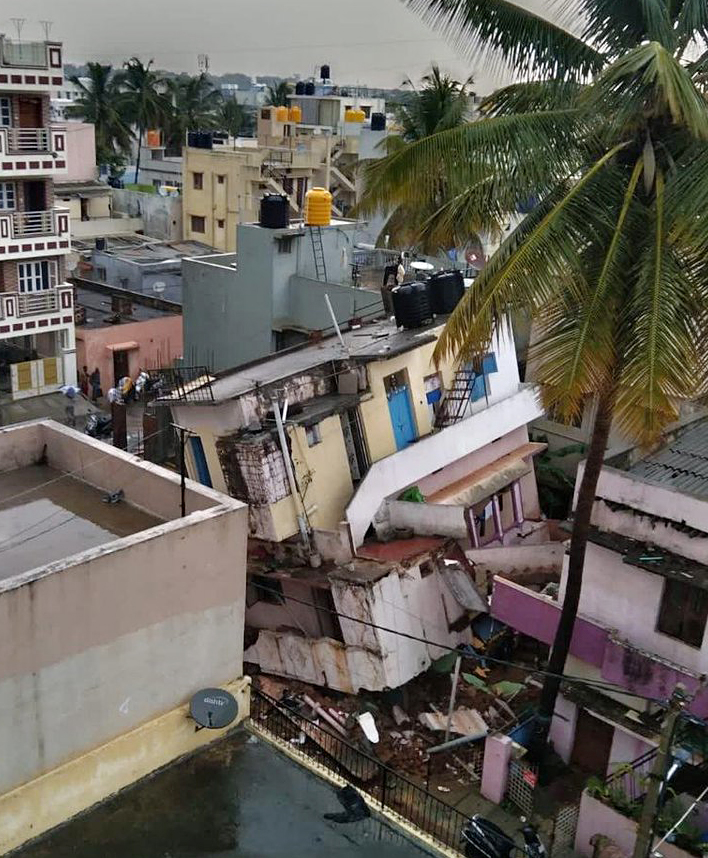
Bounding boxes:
387 386 417 450
189 436 212 487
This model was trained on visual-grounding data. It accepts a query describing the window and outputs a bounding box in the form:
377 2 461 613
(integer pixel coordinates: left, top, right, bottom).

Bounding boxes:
192 172 203 190
278 236 294 254
306 423 322 447
17 260 57 292
152 179 161 190
657 578 708 648
96 266 107 282
250 574 285 605
0 97 10 128
217 174 225 184
424 373 442 421
190 215 206 233
420 561 435 578
217 218 225 229
0 181 15 210
260 108 271 120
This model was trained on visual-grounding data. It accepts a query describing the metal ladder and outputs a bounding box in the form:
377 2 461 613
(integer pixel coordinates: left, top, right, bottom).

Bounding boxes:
309 226 327 281
435 365 481 428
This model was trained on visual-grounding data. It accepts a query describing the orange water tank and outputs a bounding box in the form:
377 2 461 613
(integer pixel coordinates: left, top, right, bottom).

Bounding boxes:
288 105 302 123
344 108 366 123
275 106 289 122
304 187 332 227
146 129 161 147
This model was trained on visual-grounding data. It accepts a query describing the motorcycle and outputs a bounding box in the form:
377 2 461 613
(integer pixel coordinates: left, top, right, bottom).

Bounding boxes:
85 412 113 439
462 816 546 858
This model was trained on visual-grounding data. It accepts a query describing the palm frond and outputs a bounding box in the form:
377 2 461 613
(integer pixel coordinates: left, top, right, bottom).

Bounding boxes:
432 143 628 367
404 0 605 80
480 80 583 116
587 41 708 140
675 0 708 46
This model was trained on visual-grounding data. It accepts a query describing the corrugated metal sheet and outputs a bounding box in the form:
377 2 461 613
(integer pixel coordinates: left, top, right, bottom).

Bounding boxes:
629 421 708 498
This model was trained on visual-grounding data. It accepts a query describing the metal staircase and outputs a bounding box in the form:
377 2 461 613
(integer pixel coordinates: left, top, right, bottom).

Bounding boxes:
309 226 327 281
435 364 482 428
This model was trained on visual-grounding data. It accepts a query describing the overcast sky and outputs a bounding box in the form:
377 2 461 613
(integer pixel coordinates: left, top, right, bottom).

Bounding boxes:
3 0 553 92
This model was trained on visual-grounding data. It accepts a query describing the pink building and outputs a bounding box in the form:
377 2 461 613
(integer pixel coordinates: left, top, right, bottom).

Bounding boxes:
492 417 708 776
74 281 182 388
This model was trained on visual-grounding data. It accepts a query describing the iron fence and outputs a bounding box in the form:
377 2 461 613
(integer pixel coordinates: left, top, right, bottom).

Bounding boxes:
250 689 470 855
146 366 214 403
604 747 656 803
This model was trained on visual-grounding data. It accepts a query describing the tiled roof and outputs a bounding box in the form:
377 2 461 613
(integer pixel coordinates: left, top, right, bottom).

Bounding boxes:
628 420 708 498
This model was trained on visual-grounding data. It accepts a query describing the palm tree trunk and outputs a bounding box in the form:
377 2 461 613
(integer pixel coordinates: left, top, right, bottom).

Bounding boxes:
531 386 616 766
135 126 143 185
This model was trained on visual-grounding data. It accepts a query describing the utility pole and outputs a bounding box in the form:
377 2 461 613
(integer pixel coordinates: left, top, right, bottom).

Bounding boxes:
632 686 689 858
179 426 186 517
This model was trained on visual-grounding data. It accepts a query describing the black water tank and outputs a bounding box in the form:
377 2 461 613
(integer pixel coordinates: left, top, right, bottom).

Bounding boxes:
260 194 290 229
320 64 331 81
392 281 433 329
429 269 465 315
370 112 386 131
295 81 306 95
187 130 199 147
305 81 316 95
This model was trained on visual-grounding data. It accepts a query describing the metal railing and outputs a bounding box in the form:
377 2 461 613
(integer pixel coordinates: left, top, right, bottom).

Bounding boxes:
17 291 58 316
11 210 54 237
146 365 215 403
6 127 50 153
1 39 48 69
251 689 470 855
604 747 656 803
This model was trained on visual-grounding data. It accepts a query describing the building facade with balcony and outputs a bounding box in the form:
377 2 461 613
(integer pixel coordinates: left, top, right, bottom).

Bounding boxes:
0 35 76 403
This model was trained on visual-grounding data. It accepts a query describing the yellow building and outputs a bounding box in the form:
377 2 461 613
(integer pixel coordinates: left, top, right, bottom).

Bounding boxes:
182 106 385 251
169 311 544 554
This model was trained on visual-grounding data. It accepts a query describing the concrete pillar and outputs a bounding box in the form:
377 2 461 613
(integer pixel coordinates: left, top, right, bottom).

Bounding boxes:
481 734 513 804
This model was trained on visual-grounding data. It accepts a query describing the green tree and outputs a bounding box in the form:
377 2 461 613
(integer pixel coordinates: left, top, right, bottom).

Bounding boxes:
265 80 292 106
216 96 256 138
362 0 708 759
116 57 170 184
395 64 474 141
376 64 476 250
164 73 223 152
67 62 132 170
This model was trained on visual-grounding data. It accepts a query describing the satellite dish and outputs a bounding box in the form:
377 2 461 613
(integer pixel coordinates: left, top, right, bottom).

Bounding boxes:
189 688 238 729
152 281 166 293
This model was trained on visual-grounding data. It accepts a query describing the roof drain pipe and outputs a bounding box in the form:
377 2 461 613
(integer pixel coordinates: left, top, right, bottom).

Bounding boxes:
272 397 312 556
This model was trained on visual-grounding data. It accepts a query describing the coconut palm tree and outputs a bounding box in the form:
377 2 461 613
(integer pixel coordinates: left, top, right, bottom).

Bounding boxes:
265 80 292 107
116 57 170 184
67 62 132 171
216 97 256 138
361 0 708 760
164 73 223 152
395 63 475 141
375 64 476 251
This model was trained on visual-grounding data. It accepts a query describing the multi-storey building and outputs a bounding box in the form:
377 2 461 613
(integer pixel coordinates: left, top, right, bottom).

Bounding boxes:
0 35 76 402
182 92 388 252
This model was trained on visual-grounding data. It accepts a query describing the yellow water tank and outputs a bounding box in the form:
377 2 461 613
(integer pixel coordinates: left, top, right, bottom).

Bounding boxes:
288 106 302 123
344 108 366 123
304 187 333 226
275 106 289 122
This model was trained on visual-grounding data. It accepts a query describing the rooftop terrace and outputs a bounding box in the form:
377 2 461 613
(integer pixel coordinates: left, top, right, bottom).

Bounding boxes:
0 465 161 579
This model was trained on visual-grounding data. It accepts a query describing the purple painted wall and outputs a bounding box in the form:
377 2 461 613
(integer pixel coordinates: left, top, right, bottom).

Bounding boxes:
492 578 708 717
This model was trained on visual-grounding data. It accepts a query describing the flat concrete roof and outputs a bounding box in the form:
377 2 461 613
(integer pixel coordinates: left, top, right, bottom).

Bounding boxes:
0 465 162 580
15 735 430 857
75 286 179 327
208 319 442 402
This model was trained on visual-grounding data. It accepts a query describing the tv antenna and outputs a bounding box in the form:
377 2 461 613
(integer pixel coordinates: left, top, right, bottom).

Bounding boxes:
10 18 25 42
40 20 53 40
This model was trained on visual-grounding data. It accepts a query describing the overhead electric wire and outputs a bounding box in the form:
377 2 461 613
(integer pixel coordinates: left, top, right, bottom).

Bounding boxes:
249 578 672 706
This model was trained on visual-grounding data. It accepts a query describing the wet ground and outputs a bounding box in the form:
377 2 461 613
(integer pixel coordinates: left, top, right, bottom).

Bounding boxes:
16 733 435 858
0 465 162 579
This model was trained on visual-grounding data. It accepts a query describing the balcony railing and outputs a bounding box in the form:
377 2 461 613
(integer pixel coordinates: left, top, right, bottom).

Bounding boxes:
0 39 48 69
6 128 50 153
11 210 54 237
17 291 59 316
